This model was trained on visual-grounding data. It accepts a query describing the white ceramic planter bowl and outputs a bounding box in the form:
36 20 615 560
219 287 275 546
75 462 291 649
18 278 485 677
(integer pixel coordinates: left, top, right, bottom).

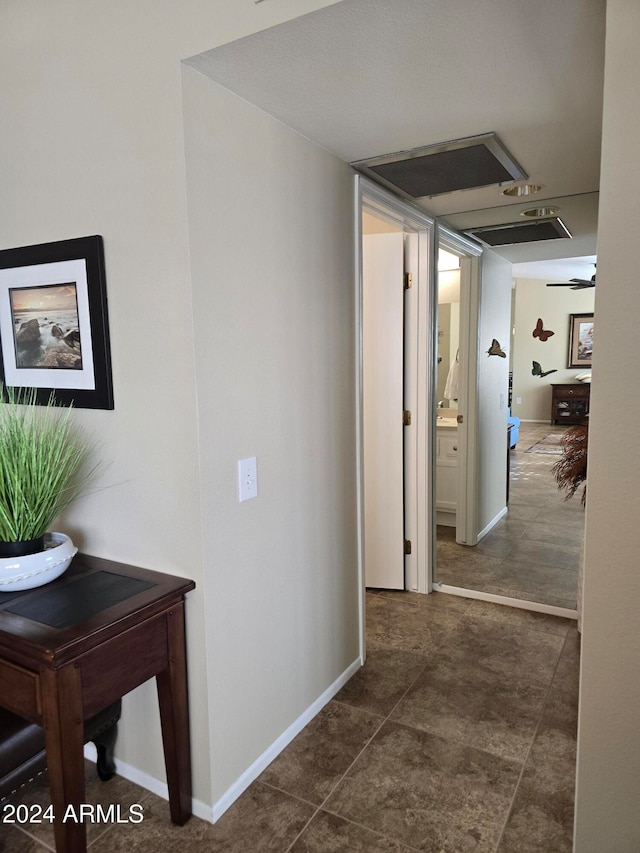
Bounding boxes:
0 533 77 592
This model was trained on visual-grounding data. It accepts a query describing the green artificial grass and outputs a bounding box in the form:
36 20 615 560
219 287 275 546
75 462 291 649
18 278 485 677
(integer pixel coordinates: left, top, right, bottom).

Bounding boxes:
0 387 95 543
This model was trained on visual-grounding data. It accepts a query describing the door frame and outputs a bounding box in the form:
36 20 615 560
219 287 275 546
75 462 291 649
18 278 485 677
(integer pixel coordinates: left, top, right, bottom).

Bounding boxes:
355 175 434 661
434 223 483 547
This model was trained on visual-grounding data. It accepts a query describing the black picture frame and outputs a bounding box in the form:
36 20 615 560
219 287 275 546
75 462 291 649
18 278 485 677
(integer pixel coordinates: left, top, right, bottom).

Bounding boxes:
568 312 594 369
0 236 113 409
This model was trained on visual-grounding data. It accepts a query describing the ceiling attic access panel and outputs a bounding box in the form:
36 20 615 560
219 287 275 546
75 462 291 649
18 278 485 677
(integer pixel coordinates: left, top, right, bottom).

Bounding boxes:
465 217 572 247
351 133 527 200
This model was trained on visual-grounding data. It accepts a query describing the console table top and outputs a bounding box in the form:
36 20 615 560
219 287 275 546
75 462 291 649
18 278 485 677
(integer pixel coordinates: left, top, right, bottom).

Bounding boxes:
0 553 195 667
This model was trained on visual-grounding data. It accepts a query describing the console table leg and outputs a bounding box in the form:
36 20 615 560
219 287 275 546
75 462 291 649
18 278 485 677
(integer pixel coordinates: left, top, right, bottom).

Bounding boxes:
41 664 87 853
156 603 192 825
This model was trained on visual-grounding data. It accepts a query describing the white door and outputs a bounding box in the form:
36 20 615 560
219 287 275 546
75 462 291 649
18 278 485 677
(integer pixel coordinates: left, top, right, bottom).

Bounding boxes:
363 231 405 589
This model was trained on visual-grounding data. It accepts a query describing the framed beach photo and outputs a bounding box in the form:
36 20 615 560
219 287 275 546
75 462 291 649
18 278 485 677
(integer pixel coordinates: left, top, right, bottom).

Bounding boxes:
568 313 594 369
0 236 113 409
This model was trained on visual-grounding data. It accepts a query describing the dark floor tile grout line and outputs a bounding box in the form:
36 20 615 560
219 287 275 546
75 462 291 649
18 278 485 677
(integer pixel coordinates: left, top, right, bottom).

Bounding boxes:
9 824 55 852
87 822 114 849
253 779 325 853
320 804 425 853
280 787 424 853
282 802 322 852
492 636 569 852
314 618 539 852
330 696 387 721
280 714 391 852
283 674 452 853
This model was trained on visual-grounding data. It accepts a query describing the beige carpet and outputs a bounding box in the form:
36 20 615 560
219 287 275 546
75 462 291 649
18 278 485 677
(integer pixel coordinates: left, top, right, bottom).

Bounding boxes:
525 433 565 454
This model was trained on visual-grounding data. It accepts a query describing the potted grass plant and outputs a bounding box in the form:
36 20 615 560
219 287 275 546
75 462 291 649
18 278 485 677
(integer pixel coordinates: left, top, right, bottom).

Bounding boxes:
0 386 96 590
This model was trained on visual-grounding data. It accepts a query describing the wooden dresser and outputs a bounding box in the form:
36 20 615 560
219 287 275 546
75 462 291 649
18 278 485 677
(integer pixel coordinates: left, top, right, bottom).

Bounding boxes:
551 383 590 425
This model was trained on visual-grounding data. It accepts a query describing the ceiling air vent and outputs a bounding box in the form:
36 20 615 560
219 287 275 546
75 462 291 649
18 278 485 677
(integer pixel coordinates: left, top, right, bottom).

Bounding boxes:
351 133 527 199
465 217 572 247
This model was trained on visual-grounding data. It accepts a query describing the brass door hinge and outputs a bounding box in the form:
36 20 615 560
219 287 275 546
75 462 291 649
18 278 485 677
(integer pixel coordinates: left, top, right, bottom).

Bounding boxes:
403 410 412 426
404 539 412 555
404 272 413 290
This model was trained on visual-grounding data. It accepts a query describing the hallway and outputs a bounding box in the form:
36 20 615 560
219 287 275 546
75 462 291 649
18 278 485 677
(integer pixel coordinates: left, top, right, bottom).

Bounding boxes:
436 422 583 609
1 593 578 852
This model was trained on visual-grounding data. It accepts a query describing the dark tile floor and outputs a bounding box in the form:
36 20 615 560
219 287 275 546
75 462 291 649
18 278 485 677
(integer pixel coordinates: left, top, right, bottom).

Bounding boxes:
436 422 584 609
0 593 579 852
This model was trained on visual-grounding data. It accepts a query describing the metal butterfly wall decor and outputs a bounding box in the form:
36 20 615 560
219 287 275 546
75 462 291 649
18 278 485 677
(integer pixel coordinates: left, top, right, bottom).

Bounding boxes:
532 360 557 378
532 318 554 341
486 339 506 357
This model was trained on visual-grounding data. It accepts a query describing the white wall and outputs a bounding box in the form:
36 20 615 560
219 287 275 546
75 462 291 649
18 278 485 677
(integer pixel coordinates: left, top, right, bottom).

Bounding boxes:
512 279 595 422
0 0 344 812
476 249 512 535
574 0 640 848
182 67 359 806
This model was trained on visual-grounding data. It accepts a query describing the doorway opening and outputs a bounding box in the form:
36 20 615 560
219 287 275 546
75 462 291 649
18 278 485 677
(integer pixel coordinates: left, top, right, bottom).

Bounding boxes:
355 176 434 655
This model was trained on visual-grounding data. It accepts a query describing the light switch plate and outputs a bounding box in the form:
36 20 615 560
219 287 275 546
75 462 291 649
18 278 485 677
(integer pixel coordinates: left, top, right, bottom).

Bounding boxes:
238 457 258 502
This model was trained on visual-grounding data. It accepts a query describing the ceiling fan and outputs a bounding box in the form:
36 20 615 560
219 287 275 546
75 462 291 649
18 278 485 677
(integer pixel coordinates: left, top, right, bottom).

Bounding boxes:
546 266 596 289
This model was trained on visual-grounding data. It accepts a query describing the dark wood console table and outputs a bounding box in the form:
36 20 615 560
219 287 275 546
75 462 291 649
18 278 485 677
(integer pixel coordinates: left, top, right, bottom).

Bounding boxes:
0 554 195 852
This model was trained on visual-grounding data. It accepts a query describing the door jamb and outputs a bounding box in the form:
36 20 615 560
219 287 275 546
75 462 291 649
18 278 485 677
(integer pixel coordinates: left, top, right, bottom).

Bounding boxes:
434 224 483 548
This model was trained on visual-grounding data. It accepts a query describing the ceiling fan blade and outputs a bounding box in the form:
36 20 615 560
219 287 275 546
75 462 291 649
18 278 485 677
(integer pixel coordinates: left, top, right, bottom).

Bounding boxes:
547 275 596 289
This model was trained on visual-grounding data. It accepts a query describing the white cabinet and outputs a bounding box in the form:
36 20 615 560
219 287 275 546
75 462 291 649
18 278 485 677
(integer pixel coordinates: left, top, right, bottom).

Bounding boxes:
436 427 457 526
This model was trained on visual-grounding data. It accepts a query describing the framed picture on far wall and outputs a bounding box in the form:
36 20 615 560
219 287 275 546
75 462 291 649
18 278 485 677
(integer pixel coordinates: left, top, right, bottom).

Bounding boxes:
0 236 113 409
568 312 594 369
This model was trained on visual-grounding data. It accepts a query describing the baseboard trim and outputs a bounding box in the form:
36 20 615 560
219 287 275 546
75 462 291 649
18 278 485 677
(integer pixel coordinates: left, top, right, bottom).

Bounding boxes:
84 655 363 826
210 655 362 822
477 506 508 541
432 583 578 620
83 743 211 823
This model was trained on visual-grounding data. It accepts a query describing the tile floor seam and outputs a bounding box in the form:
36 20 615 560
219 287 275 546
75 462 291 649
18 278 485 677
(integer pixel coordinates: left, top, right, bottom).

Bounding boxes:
323 713 387 794
318 803 425 853
492 638 567 852
330 696 387 721
255 711 390 850
258 779 326 813
378 659 433 724
86 821 114 848
8 823 55 852
282 714 389 842
378 715 526 773
277 713 424 853
282 802 322 853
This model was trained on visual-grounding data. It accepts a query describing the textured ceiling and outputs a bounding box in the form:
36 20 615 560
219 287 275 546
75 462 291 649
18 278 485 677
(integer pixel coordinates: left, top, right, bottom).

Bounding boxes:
186 0 605 271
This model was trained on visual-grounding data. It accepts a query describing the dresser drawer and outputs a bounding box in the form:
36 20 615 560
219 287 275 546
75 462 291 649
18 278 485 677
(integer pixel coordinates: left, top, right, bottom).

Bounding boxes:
555 385 589 399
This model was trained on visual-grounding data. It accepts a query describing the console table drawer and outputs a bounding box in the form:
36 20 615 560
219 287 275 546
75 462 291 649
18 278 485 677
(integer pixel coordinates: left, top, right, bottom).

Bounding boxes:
0 659 40 720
